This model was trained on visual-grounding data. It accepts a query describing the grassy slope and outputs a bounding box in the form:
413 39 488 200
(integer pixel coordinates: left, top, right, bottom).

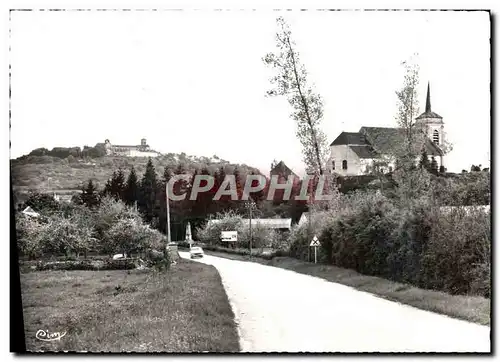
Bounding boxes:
11 155 259 196
21 258 240 352
204 250 490 326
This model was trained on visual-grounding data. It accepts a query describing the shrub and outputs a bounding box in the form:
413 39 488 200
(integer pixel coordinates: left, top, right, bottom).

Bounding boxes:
16 215 47 259
421 207 491 297
105 218 166 257
297 189 491 298
197 211 244 247
42 213 97 258
288 224 310 261
238 223 277 250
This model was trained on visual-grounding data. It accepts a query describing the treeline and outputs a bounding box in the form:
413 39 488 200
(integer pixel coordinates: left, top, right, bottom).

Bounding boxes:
71 158 311 241
26 144 107 159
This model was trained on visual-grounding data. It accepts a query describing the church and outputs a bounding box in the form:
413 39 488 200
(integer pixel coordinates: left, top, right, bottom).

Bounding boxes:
327 83 446 176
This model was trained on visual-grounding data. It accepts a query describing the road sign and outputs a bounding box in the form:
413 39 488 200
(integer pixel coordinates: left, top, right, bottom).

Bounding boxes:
310 235 320 264
310 235 320 247
221 231 238 242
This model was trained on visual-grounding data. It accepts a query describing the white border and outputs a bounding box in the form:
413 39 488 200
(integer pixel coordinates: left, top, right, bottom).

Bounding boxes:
2 1 496 360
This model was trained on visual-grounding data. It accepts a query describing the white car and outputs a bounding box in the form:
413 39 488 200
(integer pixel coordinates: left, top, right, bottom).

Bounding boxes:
190 246 204 259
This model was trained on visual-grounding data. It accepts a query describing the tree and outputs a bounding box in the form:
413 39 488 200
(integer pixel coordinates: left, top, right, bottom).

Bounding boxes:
391 55 431 202
366 158 391 192
430 157 439 175
21 191 60 214
124 166 140 207
138 158 159 223
16 216 47 259
44 214 96 258
103 168 126 201
419 148 431 171
80 179 101 209
263 17 328 176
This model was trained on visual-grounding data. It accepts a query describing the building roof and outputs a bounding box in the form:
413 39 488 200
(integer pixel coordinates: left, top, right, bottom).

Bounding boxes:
416 82 443 120
424 138 444 156
270 161 298 178
359 127 405 154
330 132 368 146
22 206 40 217
208 218 292 229
349 145 378 159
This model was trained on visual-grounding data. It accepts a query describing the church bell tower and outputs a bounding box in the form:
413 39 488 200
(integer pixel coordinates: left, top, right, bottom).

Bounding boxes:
415 82 445 167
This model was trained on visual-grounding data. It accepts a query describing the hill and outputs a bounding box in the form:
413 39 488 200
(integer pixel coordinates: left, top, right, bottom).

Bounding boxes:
10 152 262 203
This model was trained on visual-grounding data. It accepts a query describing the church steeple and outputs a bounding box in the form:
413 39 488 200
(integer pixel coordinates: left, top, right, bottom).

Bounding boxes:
416 80 442 120
425 82 432 113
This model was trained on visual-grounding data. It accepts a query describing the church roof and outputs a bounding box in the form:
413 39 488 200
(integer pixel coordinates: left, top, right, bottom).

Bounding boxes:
349 145 378 159
424 138 444 156
332 126 444 157
330 132 368 146
416 82 443 120
359 127 405 154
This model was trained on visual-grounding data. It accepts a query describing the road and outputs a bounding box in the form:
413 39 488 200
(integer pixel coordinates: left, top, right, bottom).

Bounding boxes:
178 252 491 353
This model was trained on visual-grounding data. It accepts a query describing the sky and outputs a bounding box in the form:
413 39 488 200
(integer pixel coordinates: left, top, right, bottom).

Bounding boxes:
9 9 491 175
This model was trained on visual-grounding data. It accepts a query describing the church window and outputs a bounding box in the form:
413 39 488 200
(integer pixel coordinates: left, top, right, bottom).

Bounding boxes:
342 160 348 170
433 130 439 144
331 160 335 170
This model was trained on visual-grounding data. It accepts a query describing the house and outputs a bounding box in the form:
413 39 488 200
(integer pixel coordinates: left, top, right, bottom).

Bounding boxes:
21 206 40 218
270 161 299 180
327 83 445 176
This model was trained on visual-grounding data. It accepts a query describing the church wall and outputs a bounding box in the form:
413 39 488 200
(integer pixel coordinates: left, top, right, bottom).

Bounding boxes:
329 145 363 176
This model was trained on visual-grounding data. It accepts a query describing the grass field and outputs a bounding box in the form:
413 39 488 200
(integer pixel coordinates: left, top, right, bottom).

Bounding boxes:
20 258 240 352
204 250 490 326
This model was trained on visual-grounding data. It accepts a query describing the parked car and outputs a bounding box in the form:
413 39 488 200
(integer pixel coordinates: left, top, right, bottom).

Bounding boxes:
190 246 204 259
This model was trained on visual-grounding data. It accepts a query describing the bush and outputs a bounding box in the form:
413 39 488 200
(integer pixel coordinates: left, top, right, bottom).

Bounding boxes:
238 223 278 250
28 258 139 271
16 215 47 259
421 208 491 297
105 218 166 257
296 189 491 298
197 211 244 247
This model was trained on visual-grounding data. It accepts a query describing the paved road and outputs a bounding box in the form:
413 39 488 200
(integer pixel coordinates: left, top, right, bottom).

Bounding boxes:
178 252 491 353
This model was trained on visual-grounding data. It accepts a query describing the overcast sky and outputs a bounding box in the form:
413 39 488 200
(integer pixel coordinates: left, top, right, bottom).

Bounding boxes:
10 10 490 174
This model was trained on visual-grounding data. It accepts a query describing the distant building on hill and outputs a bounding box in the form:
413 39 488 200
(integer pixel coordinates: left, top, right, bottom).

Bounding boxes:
99 138 161 158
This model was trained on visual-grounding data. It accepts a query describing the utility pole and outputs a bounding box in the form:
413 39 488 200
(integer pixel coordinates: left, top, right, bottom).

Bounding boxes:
246 199 256 259
307 175 312 263
166 181 171 243
249 202 253 259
